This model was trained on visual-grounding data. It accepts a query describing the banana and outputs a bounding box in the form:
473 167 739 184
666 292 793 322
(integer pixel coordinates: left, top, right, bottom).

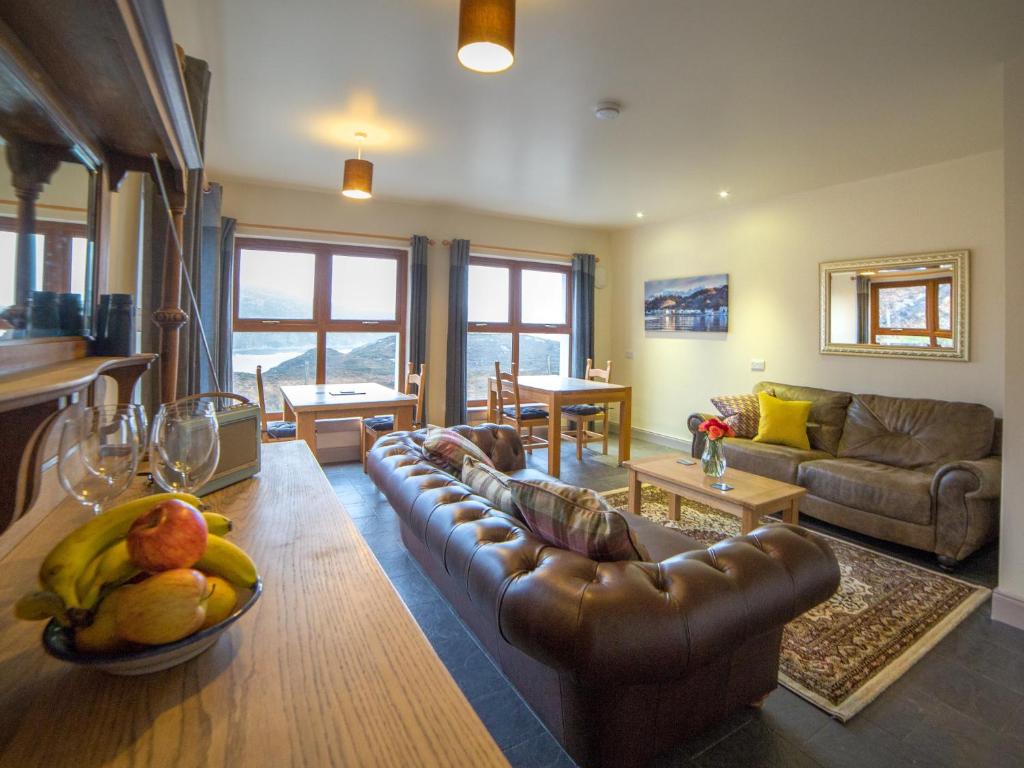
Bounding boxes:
194 535 258 588
75 540 139 610
39 491 202 610
202 512 233 536
14 590 68 624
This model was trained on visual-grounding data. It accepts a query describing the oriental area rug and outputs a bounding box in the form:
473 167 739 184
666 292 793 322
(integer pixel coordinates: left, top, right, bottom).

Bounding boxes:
602 485 990 721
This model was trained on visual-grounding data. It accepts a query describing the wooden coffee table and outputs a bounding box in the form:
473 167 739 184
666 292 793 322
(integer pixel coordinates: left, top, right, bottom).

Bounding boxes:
623 454 805 534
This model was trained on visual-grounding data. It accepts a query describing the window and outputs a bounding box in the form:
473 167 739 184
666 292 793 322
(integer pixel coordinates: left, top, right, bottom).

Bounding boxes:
232 238 407 414
466 258 572 403
871 277 952 348
0 217 89 308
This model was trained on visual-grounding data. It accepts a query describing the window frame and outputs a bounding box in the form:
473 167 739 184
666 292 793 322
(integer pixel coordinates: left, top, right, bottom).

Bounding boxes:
0 215 89 295
232 236 408 406
466 256 573 406
870 276 953 347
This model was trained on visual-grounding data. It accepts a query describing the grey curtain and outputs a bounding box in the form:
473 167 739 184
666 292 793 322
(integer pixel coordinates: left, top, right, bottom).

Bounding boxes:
856 276 871 344
218 217 236 389
409 234 429 417
445 239 470 426
570 253 597 378
177 55 213 396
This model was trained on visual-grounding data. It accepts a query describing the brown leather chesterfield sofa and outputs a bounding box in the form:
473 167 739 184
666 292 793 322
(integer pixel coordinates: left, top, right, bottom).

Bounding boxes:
368 424 840 768
688 382 1002 569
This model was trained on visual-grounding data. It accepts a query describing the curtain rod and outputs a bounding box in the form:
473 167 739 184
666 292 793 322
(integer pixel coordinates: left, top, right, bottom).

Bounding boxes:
441 239 599 262
237 221 434 246
0 199 88 213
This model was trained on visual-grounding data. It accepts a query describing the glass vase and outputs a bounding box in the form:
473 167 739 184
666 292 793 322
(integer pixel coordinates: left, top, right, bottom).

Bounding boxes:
701 438 727 479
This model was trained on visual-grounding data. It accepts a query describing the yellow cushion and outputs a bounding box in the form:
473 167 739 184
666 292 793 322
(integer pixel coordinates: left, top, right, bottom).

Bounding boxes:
753 392 812 450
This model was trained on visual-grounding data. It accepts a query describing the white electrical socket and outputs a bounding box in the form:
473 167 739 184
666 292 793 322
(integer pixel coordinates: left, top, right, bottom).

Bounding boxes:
751 359 766 372
625 350 634 359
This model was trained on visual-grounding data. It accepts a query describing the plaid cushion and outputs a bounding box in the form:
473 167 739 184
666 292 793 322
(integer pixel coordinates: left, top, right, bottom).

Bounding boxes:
710 393 760 438
561 404 604 416
422 428 494 478
363 415 394 432
462 457 523 521
509 479 645 562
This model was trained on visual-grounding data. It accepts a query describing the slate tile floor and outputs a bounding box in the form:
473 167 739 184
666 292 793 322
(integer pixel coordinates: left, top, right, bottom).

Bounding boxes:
323 438 1022 768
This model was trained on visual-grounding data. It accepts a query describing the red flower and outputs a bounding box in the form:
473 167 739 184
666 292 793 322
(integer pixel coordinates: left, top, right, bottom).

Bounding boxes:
699 417 735 441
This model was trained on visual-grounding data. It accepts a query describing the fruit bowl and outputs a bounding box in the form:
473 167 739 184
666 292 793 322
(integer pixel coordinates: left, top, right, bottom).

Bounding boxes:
42 578 262 676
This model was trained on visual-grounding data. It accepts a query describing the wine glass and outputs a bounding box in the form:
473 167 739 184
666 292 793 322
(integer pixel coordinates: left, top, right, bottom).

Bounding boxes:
58 407 141 515
88 404 150 459
150 399 220 494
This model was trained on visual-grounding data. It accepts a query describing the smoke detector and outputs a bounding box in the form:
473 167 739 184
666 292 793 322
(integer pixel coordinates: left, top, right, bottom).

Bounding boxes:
594 101 622 120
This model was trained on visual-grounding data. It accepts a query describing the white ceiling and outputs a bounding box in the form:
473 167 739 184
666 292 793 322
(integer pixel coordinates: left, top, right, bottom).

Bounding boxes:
167 0 1023 228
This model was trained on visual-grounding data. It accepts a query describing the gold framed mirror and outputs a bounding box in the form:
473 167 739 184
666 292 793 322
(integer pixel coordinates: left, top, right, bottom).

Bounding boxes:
820 250 969 361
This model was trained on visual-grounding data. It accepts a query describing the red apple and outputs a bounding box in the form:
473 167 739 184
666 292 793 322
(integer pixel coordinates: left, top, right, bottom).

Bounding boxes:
126 499 208 572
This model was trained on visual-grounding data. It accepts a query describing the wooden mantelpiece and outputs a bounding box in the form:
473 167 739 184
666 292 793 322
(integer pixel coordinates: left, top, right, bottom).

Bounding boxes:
0 351 156 532
0 442 510 767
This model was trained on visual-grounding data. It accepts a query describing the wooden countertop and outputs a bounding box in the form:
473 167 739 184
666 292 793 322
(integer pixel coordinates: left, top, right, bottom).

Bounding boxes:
0 441 508 767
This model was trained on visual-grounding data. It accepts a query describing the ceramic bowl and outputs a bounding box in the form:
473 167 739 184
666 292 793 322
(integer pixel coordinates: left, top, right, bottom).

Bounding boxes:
42 577 262 675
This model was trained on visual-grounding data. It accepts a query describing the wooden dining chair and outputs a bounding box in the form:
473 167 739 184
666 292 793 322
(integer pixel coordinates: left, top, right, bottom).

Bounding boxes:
493 361 549 454
561 359 613 461
256 365 297 443
360 362 427 470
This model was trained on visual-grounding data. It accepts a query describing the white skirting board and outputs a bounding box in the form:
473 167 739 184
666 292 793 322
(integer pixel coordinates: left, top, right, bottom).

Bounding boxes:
992 588 1024 631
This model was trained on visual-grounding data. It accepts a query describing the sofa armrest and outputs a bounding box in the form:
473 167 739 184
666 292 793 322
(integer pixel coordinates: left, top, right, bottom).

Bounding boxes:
457 523 839 686
687 412 715 458
931 455 1001 562
931 455 1001 501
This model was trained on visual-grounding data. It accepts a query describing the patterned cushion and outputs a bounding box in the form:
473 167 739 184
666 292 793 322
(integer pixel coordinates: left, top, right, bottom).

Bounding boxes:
462 457 524 521
561 404 604 416
503 406 549 420
710 393 760 439
266 420 296 439
363 416 395 432
422 428 494 478
509 479 645 562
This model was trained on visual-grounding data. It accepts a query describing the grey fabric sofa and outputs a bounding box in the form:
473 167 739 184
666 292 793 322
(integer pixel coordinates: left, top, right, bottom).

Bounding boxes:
688 382 1002 568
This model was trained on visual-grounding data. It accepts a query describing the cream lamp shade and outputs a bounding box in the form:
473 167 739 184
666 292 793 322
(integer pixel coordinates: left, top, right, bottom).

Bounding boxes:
457 0 515 73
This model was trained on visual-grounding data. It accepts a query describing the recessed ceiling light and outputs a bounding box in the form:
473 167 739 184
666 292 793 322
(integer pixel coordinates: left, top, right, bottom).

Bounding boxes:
718 190 730 199
636 212 644 219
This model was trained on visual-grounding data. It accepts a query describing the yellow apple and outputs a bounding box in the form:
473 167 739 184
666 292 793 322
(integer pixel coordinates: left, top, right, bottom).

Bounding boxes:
200 576 238 629
115 569 210 645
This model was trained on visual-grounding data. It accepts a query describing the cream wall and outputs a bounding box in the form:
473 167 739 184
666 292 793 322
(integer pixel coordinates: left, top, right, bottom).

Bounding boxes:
996 58 1024 630
218 178 612 425
106 173 144 295
609 151 1005 443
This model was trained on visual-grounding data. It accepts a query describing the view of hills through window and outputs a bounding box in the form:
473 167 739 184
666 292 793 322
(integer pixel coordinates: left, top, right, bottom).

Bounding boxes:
231 243 403 412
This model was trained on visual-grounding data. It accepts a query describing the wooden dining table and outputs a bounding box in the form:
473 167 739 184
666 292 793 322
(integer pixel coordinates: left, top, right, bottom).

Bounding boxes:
487 375 632 479
281 382 417 456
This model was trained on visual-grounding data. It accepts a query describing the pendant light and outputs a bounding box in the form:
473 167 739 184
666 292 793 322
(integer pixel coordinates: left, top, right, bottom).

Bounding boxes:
458 0 515 74
341 132 373 199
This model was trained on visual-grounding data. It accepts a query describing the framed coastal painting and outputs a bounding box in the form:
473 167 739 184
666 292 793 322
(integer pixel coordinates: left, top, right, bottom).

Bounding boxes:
644 274 729 334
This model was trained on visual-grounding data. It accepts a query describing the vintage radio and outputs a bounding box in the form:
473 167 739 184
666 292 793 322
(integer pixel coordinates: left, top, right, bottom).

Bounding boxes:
177 393 262 496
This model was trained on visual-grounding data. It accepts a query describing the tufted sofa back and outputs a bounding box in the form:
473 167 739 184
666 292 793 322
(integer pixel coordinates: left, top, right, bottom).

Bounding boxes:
368 425 841 685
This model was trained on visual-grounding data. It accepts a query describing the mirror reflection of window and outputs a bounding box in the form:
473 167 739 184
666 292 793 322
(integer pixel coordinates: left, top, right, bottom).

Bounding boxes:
828 262 956 350
0 138 93 341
